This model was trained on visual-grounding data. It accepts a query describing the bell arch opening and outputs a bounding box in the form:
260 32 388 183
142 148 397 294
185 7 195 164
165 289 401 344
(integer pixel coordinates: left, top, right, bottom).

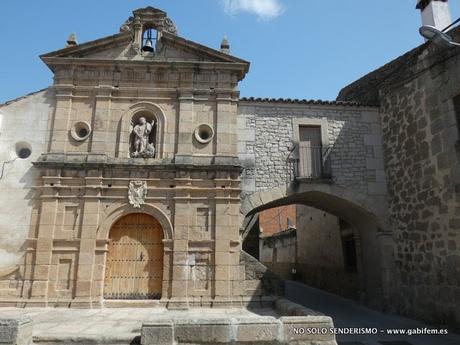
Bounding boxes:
104 213 164 300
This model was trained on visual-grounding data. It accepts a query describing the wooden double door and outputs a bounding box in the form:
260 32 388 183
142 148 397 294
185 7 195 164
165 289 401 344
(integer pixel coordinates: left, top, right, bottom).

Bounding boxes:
104 213 164 300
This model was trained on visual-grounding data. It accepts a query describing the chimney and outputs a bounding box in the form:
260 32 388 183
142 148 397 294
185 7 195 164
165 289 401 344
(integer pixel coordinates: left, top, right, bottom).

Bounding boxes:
417 0 452 31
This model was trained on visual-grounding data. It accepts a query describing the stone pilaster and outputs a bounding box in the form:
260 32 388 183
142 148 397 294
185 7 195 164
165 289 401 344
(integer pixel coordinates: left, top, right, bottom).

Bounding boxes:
215 94 238 158
91 86 113 154
48 86 73 153
30 199 58 301
72 172 101 306
213 199 233 304
176 90 194 158
169 194 190 309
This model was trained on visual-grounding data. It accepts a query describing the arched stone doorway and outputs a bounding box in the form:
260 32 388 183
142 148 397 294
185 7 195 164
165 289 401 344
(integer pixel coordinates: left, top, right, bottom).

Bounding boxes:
104 213 164 300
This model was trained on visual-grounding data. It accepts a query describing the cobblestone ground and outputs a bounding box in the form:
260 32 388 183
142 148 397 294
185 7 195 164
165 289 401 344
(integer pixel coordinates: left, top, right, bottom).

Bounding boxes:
285 280 460 345
1 307 279 343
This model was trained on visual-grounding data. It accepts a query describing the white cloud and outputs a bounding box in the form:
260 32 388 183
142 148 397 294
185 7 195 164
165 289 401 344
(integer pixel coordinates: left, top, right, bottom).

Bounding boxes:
221 0 284 20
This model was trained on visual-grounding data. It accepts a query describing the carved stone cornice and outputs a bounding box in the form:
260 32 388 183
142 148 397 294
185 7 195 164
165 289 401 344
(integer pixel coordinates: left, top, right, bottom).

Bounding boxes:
33 153 243 172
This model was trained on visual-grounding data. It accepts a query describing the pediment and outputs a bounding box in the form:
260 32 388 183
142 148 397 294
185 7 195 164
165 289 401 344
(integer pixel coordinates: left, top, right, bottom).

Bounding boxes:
41 32 133 60
41 31 249 65
158 32 249 64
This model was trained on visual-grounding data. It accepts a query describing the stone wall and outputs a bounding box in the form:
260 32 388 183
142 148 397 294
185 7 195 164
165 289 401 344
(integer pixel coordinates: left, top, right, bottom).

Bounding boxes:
260 228 297 280
296 206 360 300
237 101 387 205
336 28 460 330
0 90 52 297
380 52 460 330
259 205 361 300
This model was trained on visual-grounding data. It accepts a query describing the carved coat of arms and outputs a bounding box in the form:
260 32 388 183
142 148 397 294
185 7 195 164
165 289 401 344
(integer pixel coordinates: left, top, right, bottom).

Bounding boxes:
128 181 147 208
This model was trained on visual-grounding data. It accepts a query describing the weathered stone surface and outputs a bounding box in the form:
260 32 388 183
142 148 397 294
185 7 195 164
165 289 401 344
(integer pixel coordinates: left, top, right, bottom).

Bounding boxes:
141 313 337 345
174 319 232 344
0 317 33 345
142 320 173 345
234 317 280 343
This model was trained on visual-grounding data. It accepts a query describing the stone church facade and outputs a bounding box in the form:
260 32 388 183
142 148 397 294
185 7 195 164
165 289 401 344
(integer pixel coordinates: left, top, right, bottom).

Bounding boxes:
0 7 251 309
0 3 458 332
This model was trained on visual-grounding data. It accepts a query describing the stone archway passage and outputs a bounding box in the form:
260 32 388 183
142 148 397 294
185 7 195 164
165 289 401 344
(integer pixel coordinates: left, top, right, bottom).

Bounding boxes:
104 213 164 300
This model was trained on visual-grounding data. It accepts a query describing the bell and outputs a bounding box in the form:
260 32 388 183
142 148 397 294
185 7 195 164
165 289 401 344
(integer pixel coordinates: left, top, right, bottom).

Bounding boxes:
142 39 154 53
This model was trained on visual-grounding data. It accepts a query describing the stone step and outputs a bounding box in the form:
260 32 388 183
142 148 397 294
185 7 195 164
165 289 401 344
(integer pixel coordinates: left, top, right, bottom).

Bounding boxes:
33 334 141 345
102 299 166 308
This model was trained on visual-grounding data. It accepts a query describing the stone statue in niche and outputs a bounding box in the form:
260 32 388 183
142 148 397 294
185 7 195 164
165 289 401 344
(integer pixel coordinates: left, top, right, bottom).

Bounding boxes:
131 117 156 158
128 181 147 208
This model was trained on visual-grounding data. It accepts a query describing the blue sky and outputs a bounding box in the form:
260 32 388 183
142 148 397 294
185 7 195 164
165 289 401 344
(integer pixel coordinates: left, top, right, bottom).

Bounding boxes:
1 0 459 103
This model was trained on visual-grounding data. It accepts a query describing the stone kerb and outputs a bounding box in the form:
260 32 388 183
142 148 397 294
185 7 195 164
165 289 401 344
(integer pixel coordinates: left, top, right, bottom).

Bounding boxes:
141 300 337 345
0 317 33 345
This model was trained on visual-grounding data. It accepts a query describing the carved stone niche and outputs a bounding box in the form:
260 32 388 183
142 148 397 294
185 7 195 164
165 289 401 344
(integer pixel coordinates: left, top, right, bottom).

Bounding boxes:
130 111 158 159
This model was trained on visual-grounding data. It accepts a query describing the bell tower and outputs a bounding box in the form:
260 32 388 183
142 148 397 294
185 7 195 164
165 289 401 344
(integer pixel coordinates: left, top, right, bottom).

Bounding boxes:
416 0 452 31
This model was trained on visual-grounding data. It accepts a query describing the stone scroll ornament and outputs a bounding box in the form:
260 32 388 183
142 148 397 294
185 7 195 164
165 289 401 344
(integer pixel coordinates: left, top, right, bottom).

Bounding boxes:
163 17 178 35
128 181 148 208
131 117 156 158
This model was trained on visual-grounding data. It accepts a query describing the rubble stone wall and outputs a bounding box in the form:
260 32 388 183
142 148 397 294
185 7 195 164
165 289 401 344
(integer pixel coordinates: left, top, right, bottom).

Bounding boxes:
379 49 460 330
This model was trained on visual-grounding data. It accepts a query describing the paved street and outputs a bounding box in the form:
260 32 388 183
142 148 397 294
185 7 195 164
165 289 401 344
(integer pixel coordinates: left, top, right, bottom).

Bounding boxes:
285 280 460 345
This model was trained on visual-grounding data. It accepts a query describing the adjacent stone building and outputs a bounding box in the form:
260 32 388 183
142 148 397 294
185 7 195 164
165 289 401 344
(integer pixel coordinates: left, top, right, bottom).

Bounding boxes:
338 23 460 331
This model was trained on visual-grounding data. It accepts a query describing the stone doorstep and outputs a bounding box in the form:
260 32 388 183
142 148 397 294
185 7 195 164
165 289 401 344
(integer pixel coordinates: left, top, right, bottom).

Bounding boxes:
32 334 141 345
103 299 166 308
141 315 337 345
